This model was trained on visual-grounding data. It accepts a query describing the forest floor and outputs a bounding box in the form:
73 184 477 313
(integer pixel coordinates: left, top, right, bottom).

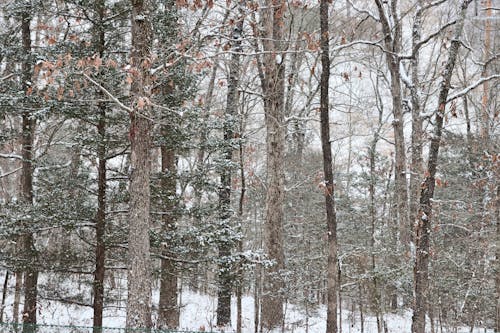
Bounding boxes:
0 273 494 332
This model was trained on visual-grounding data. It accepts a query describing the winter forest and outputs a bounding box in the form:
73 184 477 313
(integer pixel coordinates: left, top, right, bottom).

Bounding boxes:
0 0 499 332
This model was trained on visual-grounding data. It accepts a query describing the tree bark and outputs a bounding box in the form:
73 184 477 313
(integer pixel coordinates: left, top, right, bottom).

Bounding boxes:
126 0 153 329
409 1 424 239
319 1 338 332
259 0 287 329
216 4 245 326
93 2 107 331
158 147 179 329
411 2 471 332
20 8 38 333
374 0 410 247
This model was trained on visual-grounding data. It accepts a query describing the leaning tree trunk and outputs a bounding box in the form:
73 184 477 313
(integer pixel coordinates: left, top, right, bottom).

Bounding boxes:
216 2 245 326
411 1 471 332
319 1 338 332
20 8 38 333
126 0 153 329
259 0 287 329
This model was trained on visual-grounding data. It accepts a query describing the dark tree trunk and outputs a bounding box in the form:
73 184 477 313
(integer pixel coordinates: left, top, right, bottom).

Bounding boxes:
411 1 471 332
319 1 338 332
20 8 38 333
158 148 179 329
93 2 107 331
216 5 244 326
126 0 153 328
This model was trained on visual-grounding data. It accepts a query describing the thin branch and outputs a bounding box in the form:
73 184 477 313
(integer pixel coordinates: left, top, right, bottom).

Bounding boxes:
0 153 23 160
0 167 22 178
447 74 500 102
81 73 132 113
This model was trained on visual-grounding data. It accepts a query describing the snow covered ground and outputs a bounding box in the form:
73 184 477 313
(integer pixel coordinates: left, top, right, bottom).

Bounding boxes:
0 280 494 333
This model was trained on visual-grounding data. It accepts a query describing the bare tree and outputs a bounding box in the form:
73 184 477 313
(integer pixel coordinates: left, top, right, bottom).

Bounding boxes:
256 0 287 329
19 6 38 333
412 1 472 332
319 1 338 333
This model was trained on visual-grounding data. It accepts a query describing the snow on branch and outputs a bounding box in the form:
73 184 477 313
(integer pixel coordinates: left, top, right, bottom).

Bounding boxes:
0 153 23 160
345 0 380 21
447 74 500 102
0 167 22 178
0 73 14 81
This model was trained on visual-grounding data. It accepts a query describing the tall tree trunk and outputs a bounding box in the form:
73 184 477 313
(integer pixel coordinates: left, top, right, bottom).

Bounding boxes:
126 0 153 329
411 1 471 332
236 130 246 333
20 8 38 333
374 0 410 248
319 1 338 332
93 2 107 331
158 147 179 328
370 96 384 333
216 4 245 326
259 0 287 329
409 1 424 239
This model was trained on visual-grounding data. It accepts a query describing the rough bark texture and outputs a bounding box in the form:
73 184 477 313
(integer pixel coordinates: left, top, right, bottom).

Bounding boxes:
319 1 338 332
158 148 179 329
374 0 410 247
409 3 424 237
93 2 107 331
216 6 244 325
411 2 471 332
20 9 38 333
259 0 287 329
126 0 153 329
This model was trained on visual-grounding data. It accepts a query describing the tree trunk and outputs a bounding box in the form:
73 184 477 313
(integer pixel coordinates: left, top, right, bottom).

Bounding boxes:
319 1 338 332
158 148 179 329
126 0 153 329
93 2 107 331
0 271 8 323
409 2 424 239
216 4 245 326
374 0 410 248
411 2 471 332
20 8 38 333
259 0 287 329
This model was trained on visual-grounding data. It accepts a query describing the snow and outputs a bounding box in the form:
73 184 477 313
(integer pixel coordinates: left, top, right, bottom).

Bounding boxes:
0 272 494 333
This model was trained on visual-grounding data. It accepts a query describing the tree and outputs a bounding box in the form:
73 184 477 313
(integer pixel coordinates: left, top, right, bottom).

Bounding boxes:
319 0 338 332
216 0 245 327
256 0 287 329
18 4 38 332
412 1 472 332
126 0 154 328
